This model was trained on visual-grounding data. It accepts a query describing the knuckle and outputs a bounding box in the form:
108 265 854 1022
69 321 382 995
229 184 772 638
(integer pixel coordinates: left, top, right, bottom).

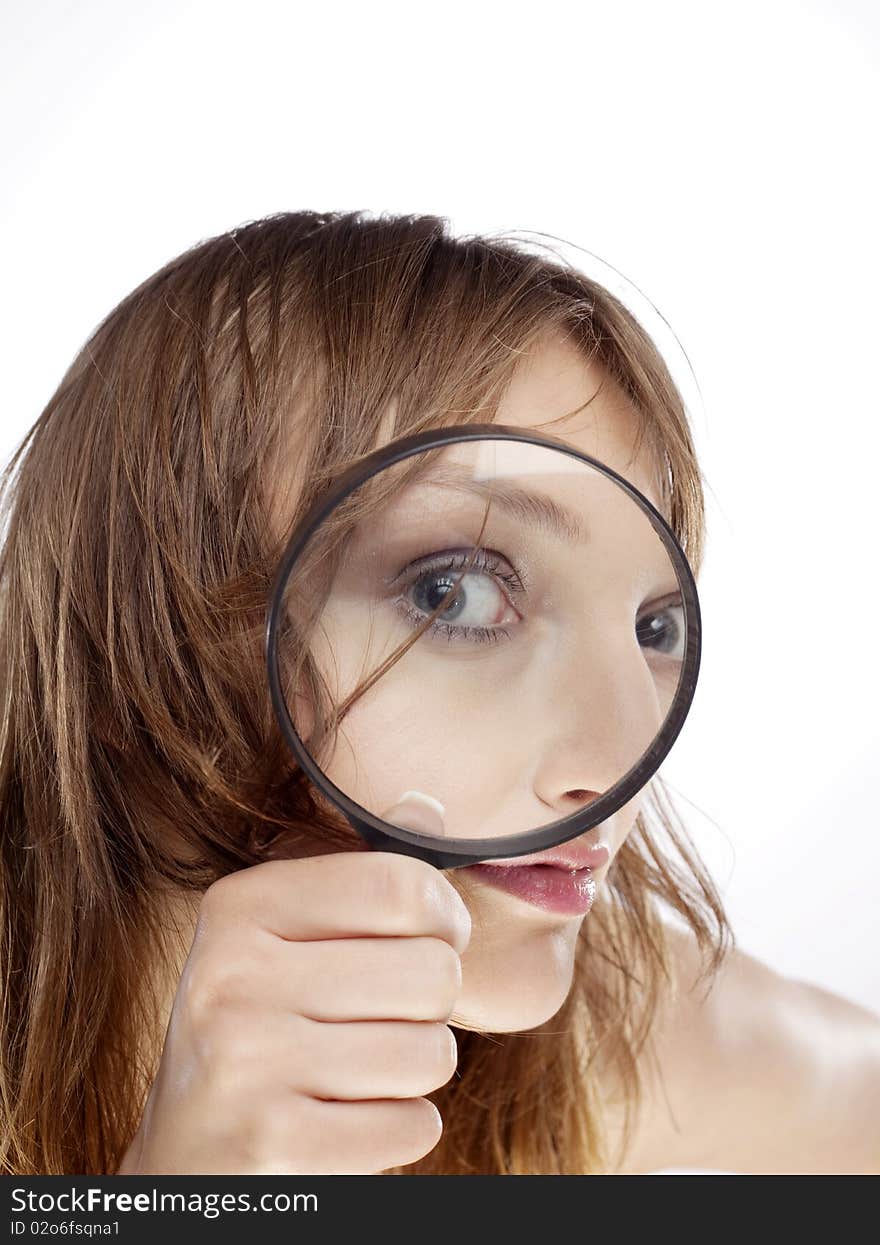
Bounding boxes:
369 853 432 925
198 874 236 920
182 953 250 1030
193 878 242 947
363 856 470 950
180 971 218 1033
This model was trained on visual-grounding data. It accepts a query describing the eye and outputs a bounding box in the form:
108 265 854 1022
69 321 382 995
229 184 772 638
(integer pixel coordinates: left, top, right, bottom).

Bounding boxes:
392 549 524 645
410 567 518 628
636 598 685 659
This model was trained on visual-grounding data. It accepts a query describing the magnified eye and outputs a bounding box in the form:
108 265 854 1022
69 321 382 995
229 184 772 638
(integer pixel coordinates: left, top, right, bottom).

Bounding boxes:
636 600 685 659
411 568 516 626
392 548 524 644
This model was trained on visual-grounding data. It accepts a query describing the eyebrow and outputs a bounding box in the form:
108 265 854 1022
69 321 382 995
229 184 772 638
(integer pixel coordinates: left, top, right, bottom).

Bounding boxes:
418 463 589 546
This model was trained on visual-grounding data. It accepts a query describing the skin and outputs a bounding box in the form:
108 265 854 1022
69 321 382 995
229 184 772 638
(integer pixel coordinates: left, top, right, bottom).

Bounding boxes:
603 922 880 1174
119 330 880 1175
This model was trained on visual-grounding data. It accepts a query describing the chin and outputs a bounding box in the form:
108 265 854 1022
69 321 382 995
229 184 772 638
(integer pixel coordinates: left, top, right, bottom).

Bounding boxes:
449 922 580 1034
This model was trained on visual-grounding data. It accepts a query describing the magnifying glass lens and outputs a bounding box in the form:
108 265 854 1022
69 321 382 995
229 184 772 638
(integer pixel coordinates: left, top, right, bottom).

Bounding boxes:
270 434 696 856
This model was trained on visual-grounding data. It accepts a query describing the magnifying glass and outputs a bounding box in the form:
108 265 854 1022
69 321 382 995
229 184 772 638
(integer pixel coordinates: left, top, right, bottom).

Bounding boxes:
265 424 700 870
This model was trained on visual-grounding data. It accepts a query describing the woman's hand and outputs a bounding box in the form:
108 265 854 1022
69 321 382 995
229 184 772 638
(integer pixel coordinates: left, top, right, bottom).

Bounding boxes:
115 805 471 1175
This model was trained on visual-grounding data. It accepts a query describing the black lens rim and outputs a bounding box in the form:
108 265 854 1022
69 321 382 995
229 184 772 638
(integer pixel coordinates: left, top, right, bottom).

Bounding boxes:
265 423 701 869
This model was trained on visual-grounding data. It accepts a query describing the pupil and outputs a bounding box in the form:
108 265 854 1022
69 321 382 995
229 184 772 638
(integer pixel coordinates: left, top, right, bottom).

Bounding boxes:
637 612 679 653
417 574 465 621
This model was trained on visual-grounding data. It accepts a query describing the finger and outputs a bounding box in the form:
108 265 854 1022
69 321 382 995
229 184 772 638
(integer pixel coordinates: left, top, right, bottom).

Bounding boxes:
281 1017 458 1101
199 848 471 955
291 936 462 1022
262 1094 444 1175
185 932 461 1025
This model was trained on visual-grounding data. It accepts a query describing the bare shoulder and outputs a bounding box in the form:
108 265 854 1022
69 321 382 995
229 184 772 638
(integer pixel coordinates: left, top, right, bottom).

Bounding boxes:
597 922 880 1174
595 920 746 1173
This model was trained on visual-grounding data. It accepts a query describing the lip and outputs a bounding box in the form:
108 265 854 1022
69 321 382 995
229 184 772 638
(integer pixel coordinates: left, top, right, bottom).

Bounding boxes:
489 841 610 873
462 840 610 917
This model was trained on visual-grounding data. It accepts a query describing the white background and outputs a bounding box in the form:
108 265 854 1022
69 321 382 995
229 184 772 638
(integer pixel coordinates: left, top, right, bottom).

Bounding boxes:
2 0 878 1171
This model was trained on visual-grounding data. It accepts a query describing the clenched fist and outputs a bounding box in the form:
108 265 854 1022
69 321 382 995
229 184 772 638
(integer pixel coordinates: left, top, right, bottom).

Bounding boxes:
116 799 471 1175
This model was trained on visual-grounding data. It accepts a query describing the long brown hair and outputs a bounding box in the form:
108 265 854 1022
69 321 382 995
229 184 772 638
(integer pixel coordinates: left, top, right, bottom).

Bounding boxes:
0 210 732 1175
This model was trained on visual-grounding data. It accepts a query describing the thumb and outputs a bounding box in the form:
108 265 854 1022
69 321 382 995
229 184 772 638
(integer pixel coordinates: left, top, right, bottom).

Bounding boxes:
381 790 446 836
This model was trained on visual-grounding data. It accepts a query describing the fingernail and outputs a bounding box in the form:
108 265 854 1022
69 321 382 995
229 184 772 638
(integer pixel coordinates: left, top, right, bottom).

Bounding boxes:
384 790 446 834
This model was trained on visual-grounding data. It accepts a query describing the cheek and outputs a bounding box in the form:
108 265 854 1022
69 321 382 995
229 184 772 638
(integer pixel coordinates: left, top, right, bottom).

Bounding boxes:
311 655 534 833
319 684 433 814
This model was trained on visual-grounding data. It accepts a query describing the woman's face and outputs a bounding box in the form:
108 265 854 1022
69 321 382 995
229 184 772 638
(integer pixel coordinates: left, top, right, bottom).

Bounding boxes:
281 330 675 1034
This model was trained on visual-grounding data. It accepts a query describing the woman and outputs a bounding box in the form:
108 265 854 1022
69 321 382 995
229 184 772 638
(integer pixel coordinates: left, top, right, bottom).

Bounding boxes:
0 210 877 1176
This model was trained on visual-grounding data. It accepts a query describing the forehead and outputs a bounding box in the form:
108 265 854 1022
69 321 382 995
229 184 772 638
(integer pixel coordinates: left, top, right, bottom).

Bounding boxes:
492 330 665 510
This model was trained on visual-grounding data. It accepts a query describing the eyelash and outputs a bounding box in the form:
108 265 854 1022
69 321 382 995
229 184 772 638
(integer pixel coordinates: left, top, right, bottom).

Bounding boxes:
392 549 524 645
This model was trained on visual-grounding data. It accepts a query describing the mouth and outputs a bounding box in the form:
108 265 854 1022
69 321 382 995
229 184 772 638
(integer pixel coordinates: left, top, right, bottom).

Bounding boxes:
462 859 602 916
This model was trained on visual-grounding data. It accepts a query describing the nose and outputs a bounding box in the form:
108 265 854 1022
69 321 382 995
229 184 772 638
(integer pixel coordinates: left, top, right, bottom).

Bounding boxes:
530 622 661 817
